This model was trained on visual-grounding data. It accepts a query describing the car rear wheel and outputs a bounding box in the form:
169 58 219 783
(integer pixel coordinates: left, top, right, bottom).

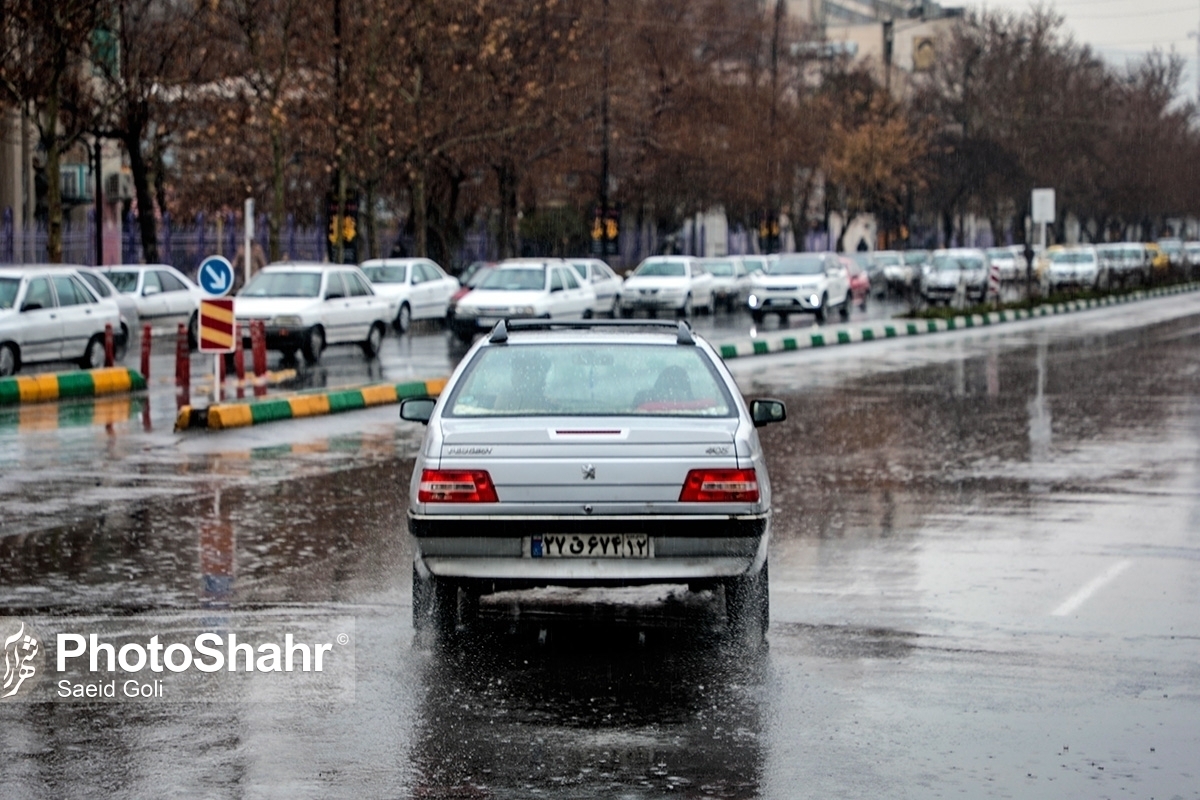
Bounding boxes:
677 294 693 318
395 302 412 334
79 334 106 370
725 560 769 642
362 322 385 357
301 326 325 365
0 343 18 376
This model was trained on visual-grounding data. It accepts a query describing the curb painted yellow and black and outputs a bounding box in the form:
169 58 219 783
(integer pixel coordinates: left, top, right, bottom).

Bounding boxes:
175 378 448 431
0 367 147 406
716 282 1200 359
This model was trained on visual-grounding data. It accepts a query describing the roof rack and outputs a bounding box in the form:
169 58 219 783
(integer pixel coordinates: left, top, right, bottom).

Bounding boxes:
488 318 695 345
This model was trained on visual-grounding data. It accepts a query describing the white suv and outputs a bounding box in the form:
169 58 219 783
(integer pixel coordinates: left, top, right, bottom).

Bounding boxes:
746 252 851 324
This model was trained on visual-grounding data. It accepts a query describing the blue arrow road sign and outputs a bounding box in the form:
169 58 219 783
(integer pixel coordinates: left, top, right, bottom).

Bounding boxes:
198 255 235 296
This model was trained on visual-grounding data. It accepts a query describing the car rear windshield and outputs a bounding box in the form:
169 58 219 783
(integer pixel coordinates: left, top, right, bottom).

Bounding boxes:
105 271 139 293
445 343 736 418
478 268 545 291
362 265 406 284
241 271 322 298
0 277 17 309
769 256 824 275
1050 251 1095 264
635 260 686 277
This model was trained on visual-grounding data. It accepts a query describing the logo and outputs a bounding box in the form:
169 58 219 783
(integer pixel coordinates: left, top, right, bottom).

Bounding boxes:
581 464 596 480
1 618 43 700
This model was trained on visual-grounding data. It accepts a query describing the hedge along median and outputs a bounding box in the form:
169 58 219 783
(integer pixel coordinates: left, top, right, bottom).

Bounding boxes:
0 367 147 406
175 378 449 431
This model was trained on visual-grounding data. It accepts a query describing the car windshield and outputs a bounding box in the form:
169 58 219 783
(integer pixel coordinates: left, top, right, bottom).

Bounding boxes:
742 258 767 273
873 253 902 266
986 248 1014 260
903 251 928 265
240 271 322 298
1050 252 1095 264
478 268 546 291
0 277 18 309
445 343 735 417
361 265 407 284
932 255 983 271
704 260 735 277
635 260 686 277
769 256 824 275
105 271 140 293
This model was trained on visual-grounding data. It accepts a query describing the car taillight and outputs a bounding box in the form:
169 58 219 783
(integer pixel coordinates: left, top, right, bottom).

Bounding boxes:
418 470 499 503
678 469 759 502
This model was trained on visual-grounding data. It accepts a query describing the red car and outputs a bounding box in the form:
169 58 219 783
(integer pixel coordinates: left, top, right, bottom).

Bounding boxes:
838 255 871 310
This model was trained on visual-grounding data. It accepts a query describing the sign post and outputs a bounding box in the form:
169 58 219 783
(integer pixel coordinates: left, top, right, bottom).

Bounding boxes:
197 255 236 403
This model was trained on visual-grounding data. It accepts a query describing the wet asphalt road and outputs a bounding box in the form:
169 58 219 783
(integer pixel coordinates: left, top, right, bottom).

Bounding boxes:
1 295 1199 798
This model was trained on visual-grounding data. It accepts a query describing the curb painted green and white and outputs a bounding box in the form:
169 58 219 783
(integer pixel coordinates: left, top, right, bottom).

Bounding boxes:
175 378 448 431
716 283 1200 359
174 281 1199 431
0 367 147 406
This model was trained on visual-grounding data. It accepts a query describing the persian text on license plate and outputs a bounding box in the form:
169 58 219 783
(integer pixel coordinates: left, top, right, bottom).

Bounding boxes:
528 533 650 559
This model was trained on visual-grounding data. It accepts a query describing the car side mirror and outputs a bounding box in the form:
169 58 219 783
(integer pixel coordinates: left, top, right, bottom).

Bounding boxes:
400 397 436 424
750 398 786 427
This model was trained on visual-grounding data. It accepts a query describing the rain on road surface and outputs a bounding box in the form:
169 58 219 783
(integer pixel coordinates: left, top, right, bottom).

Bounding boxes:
1 296 1198 799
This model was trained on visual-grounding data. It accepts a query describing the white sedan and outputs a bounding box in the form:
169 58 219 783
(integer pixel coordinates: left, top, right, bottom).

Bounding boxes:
234 262 393 364
448 259 595 343
359 258 459 334
0 265 123 376
567 258 624 316
101 263 207 345
618 256 715 318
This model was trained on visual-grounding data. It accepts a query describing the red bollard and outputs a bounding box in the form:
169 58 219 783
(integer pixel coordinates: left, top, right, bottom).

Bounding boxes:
140 324 152 379
104 323 114 367
251 320 267 397
234 325 246 399
175 323 190 409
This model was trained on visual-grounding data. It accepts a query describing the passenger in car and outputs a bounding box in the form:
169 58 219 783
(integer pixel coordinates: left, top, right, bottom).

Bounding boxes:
633 365 692 409
495 352 553 412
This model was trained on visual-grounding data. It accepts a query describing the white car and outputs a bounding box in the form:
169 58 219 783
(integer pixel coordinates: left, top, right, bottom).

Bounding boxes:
101 263 206 345
986 246 1026 283
359 258 459 334
921 249 989 304
448 259 596 344
1043 247 1100 292
233 262 393 364
873 250 914 294
1095 243 1149 287
0 265 123 376
618 256 715 318
700 257 752 312
73 266 140 355
746 252 851 324
567 258 623 317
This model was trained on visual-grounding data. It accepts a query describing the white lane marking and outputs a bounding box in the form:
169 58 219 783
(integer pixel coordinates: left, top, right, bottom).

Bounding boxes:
1051 560 1133 617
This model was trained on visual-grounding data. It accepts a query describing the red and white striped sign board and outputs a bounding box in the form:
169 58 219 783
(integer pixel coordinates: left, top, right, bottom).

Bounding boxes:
198 299 236 354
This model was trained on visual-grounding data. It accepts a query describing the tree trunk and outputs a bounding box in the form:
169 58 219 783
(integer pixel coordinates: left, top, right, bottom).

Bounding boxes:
125 128 159 263
412 157 427 258
269 122 285 262
44 91 63 263
495 159 519 259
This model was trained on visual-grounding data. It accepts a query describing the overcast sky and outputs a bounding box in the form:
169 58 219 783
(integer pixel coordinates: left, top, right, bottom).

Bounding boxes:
964 0 1200 101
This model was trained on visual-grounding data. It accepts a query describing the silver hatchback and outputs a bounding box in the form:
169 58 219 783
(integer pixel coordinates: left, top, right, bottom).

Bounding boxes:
400 319 786 640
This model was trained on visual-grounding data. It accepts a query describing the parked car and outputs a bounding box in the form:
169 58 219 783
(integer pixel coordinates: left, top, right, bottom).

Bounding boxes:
920 249 989 304
1143 242 1170 275
360 258 459 334
746 252 851 324
448 259 596 344
0 264 123 377
986 246 1026 283
741 255 769 276
847 251 884 297
399 318 787 640
1156 237 1186 272
618 256 715 318
447 262 498 319
699 257 752 312
872 250 913 295
1095 243 1149 287
567 257 624 317
100 263 206 346
233 262 392 364
1042 246 1100 292
67 266 139 359
837 255 871 310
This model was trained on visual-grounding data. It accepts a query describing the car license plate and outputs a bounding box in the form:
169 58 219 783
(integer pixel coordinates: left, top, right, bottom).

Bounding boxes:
528 534 650 559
